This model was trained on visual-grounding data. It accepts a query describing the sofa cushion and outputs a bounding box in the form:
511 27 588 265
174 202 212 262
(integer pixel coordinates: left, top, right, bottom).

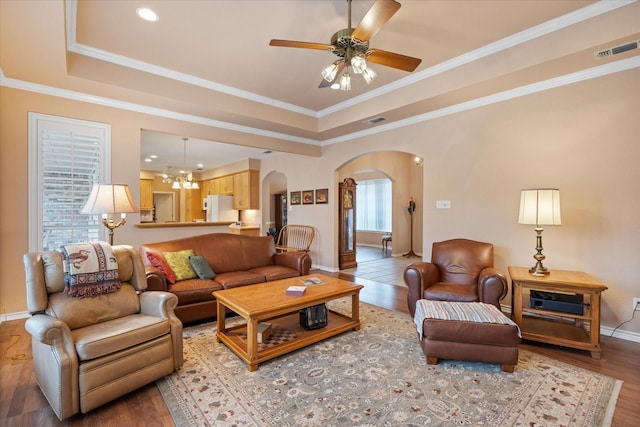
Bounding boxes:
215 271 265 289
146 251 177 284
72 313 170 361
249 265 301 282
189 255 216 279
168 279 222 305
163 250 197 282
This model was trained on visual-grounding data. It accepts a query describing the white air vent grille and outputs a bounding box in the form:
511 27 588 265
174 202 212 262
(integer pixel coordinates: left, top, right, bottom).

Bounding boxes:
364 116 387 125
594 40 639 59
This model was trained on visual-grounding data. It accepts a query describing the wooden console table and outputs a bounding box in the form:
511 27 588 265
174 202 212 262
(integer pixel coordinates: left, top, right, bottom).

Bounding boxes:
508 266 607 358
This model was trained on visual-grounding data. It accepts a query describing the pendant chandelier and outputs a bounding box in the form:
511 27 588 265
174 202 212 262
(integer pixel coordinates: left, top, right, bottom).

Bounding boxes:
172 138 199 190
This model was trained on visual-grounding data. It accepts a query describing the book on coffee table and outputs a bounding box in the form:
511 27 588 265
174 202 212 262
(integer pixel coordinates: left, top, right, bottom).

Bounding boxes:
257 322 272 343
286 285 306 296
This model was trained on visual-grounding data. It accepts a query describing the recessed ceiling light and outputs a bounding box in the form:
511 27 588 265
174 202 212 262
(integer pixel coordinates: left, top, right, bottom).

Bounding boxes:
150 154 158 159
144 158 152 162
136 7 159 22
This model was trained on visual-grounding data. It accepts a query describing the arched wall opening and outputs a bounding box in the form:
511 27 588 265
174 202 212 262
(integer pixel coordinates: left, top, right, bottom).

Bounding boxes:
336 151 423 260
261 170 288 235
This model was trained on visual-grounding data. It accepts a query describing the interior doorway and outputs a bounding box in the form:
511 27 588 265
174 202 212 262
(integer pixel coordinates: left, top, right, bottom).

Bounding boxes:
153 192 175 222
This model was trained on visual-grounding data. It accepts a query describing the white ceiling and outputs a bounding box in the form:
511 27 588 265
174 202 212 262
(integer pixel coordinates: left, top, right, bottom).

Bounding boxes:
1 0 638 174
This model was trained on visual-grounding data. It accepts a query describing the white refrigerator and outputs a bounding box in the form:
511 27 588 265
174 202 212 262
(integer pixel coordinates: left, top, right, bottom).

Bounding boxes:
204 195 236 222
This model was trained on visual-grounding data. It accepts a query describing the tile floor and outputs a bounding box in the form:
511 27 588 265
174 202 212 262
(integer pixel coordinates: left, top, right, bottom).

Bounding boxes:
342 245 422 287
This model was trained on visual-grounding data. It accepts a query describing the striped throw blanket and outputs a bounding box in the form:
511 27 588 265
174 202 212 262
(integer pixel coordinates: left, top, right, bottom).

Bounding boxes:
59 241 120 298
414 300 521 338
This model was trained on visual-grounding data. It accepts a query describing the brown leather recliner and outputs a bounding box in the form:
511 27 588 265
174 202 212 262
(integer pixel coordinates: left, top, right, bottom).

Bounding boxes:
404 238 507 317
23 245 183 420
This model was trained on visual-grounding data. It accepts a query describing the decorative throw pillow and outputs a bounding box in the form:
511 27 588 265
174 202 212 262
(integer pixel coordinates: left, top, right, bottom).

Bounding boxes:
146 251 177 284
163 249 197 282
189 255 216 280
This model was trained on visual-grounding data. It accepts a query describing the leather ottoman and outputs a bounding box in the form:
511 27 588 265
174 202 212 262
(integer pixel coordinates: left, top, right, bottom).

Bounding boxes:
414 300 520 372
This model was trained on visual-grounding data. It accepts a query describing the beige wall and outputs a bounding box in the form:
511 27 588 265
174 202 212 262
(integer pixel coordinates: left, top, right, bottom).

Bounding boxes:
1 69 639 339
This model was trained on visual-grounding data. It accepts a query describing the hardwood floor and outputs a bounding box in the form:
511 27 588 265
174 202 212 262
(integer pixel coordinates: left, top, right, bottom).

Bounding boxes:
1 270 639 426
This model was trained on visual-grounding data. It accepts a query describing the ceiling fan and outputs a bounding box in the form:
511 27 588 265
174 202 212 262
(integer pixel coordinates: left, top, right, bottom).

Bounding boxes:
269 0 421 90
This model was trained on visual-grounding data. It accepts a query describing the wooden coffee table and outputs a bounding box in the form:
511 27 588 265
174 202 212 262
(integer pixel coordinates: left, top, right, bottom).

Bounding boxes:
213 275 363 371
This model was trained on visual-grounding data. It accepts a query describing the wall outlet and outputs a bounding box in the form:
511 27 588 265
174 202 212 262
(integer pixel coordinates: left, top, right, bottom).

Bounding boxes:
633 297 640 311
436 200 451 209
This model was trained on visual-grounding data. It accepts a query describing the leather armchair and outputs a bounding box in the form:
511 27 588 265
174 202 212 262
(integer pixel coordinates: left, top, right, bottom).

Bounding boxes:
404 238 507 317
23 245 183 420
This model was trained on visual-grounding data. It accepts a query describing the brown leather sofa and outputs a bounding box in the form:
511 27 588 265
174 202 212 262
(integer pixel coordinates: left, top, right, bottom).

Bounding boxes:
23 245 183 420
139 233 312 323
404 238 507 317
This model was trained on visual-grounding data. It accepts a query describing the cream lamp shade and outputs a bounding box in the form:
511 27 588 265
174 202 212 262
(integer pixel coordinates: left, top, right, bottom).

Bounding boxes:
518 188 561 276
518 189 561 226
81 184 139 245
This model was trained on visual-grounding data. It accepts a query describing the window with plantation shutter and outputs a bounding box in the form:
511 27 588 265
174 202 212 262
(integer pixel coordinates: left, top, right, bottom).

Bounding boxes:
29 113 111 251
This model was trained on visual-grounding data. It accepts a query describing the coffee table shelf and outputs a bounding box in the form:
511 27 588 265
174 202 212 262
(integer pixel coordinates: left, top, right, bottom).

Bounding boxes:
214 275 363 371
218 309 356 366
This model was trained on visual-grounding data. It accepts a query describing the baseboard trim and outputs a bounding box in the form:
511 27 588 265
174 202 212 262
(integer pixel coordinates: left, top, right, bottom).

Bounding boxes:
0 310 29 324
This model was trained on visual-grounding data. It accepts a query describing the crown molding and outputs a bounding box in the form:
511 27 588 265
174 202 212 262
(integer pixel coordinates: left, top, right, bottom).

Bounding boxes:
319 0 637 117
2 55 637 146
0 67 321 146
64 1 318 118
63 0 635 119
321 56 640 146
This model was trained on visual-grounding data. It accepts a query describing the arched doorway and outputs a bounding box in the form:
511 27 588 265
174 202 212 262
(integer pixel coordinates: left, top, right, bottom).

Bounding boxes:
261 171 287 238
336 151 423 260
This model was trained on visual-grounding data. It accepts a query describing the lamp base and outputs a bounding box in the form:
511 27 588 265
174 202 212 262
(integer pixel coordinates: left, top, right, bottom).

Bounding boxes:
529 227 551 276
529 263 550 276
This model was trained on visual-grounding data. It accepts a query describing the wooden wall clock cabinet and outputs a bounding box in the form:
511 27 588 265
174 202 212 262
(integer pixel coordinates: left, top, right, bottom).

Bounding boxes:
338 178 357 270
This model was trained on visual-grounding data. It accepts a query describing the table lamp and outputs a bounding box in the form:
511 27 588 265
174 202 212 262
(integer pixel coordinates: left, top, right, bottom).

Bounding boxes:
518 188 561 276
81 184 139 245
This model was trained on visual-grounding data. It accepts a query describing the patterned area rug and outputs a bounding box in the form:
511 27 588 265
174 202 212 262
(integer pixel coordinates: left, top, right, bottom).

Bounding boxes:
157 299 621 426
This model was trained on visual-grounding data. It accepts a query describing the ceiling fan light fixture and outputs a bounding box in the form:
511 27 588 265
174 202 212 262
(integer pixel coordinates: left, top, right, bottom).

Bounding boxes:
362 66 377 84
321 61 340 82
339 71 352 91
350 55 367 74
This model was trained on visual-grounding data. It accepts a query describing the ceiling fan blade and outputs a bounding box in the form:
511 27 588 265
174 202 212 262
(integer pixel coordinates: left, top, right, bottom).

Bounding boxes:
352 0 401 41
269 39 333 51
367 49 422 72
319 62 346 88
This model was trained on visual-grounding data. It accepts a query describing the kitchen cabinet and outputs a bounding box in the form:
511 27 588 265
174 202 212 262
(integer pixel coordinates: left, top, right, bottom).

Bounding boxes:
216 175 234 195
184 187 203 222
233 170 259 210
140 179 154 210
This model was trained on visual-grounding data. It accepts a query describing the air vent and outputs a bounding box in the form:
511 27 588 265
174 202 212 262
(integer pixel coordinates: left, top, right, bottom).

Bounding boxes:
594 40 639 59
364 116 387 125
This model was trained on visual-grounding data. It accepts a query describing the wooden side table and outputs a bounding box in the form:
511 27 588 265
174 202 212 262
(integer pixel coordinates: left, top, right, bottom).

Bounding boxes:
508 266 608 358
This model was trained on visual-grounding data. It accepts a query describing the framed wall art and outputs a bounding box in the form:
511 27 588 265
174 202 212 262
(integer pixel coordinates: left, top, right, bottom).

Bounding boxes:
302 190 314 205
315 188 328 204
290 191 301 205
